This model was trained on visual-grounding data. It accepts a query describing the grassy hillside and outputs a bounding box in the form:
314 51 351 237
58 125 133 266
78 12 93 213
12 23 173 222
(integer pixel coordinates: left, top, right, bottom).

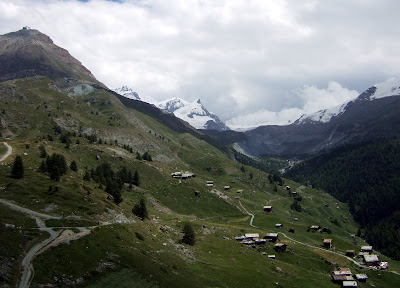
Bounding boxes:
0 77 399 287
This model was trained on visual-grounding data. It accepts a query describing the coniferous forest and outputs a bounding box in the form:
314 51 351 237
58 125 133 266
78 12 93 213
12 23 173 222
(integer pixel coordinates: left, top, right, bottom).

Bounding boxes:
286 139 400 260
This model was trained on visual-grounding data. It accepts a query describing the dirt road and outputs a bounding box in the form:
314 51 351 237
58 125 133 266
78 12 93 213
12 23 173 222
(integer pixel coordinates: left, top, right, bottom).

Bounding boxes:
0 142 12 162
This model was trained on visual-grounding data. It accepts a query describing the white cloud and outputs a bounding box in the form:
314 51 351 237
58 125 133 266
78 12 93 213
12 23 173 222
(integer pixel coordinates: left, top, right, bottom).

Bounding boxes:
0 0 399 129
227 81 359 128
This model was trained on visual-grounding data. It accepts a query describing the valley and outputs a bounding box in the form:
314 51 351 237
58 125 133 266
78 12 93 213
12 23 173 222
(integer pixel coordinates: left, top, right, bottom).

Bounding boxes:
0 28 399 288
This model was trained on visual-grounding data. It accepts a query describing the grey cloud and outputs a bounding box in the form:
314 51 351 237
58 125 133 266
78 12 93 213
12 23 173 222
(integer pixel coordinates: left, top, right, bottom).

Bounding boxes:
1 0 399 128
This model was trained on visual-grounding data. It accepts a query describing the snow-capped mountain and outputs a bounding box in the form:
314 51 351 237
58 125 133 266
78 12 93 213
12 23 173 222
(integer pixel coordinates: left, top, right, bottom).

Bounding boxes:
234 78 400 157
113 86 141 101
157 98 229 131
295 78 400 125
113 86 229 131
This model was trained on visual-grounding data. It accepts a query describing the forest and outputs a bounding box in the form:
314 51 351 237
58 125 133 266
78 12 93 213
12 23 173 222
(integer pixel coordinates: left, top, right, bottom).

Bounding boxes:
286 139 400 260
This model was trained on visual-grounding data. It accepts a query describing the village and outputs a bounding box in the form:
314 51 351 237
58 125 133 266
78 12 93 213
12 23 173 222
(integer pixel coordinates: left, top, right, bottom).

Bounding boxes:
170 171 390 287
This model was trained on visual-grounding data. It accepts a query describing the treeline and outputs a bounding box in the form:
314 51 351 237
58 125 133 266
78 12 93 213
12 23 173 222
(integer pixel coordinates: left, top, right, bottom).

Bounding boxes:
285 139 400 260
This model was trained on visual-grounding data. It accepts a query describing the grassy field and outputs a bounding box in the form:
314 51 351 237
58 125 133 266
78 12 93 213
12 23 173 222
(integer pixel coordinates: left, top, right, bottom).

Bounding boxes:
1 77 399 288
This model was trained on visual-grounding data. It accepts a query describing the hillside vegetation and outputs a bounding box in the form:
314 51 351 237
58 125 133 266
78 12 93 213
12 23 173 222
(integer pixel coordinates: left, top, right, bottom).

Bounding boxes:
286 140 400 260
0 77 399 287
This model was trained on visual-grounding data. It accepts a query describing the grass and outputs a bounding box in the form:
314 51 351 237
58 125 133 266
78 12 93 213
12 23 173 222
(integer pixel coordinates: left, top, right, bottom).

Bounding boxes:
1 76 400 288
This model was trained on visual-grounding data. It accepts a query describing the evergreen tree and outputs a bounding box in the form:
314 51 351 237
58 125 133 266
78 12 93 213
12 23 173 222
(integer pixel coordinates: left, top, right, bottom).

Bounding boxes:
83 170 91 181
70 160 78 172
136 151 142 160
38 160 47 173
11 155 24 179
50 166 61 181
132 199 148 220
181 223 195 245
39 145 47 158
133 171 139 186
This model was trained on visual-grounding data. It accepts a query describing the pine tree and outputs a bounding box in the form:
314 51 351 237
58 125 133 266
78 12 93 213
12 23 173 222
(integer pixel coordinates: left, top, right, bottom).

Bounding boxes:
132 199 148 220
70 160 78 172
11 155 24 179
181 223 195 245
136 151 142 160
133 171 139 186
83 170 91 181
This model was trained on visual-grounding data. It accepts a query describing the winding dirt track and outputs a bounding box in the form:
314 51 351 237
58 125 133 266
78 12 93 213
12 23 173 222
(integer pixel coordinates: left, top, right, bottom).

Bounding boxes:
0 199 93 288
238 200 400 276
0 142 12 162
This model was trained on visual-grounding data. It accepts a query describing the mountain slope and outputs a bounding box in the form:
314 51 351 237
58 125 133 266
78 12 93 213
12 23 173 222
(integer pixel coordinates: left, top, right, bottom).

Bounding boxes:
236 79 400 157
0 28 99 84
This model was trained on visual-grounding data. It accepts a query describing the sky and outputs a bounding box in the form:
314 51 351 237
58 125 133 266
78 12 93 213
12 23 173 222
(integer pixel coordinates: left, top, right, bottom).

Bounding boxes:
1 0 399 129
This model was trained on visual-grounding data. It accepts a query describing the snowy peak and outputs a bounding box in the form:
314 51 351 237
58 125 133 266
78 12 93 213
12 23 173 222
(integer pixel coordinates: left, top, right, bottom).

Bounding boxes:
158 98 229 131
296 102 350 125
113 86 141 101
296 78 400 125
358 78 400 101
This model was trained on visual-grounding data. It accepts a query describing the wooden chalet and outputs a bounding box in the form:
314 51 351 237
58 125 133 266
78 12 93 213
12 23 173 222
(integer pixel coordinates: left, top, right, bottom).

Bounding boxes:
332 275 354 283
264 233 279 242
310 225 320 231
274 243 287 252
354 274 368 282
237 190 243 193
342 281 357 287
285 186 291 190
263 205 272 212
206 181 214 187
362 254 380 266
292 191 298 196
361 246 373 254
323 238 332 248
275 223 283 229
224 186 231 190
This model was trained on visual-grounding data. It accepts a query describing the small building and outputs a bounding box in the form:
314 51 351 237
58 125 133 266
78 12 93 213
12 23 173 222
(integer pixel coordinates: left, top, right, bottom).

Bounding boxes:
264 233 279 242
333 268 352 276
237 190 243 193
354 274 368 282
379 262 389 269
244 233 259 239
363 254 380 266
292 191 298 196
332 275 354 283
323 238 332 248
206 181 214 187
234 196 240 199
274 243 287 252
171 172 182 178
310 225 320 230
194 191 200 197
235 236 246 241
285 186 291 190
224 186 231 190
268 255 276 259
275 223 283 229
342 281 357 287
263 205 272 212
346 250 356 257
361 246 373 254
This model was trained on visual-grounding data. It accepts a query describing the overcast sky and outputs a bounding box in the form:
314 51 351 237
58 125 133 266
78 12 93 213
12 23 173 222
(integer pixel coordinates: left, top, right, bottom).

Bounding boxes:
1 0 399 129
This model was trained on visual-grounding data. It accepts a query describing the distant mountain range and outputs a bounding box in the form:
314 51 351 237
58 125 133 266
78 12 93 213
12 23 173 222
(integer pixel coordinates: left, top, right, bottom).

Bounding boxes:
204 78 400 158
113 87 230 131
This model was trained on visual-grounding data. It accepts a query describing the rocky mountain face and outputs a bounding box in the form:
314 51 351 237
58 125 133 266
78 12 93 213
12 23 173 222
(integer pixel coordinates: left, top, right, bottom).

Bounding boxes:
157 98 229 131
0 28 98 84
234 79 400 157
113 86 230 131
